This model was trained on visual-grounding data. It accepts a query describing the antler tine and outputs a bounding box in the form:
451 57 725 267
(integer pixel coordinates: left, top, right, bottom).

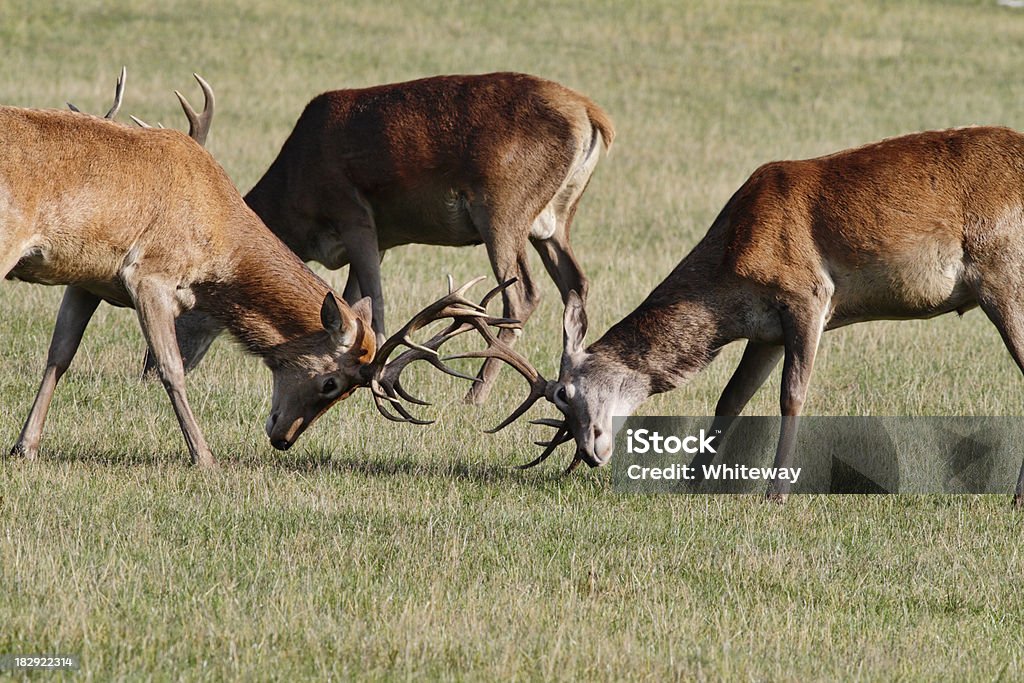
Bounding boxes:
390 377 430 406
449 274 489 301
517 424 572 469
370 389 434 425
67 66 125 120
365 277 514 424
487 386 549 434
104 66 126 119
480 277 518 307
130 115 165 129
174 73 215 145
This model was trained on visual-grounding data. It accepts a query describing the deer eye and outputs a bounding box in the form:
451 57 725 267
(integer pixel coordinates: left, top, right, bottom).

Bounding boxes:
556 386 568 403
322 377 339 395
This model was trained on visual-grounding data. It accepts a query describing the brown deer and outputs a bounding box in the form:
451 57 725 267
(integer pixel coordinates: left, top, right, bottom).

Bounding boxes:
2 80 505 467
148 72 614 405
474 126 1024 507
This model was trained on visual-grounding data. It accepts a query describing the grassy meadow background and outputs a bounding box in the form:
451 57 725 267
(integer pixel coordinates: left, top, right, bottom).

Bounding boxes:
2 0 1024 679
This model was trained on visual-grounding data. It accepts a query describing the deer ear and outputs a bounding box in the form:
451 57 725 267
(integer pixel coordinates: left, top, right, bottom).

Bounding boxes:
347 297 376 362
563 290 588 356
321 292 358 346
320 293 343 333
350 296 373 328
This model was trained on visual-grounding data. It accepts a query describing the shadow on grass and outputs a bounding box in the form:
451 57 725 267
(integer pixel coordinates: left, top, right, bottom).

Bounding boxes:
9 444 606 493
17 448 177 468
266 448 604 491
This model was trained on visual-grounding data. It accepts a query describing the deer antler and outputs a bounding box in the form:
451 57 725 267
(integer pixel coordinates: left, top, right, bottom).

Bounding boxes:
173 73 215 145
129 116 164 130
443 316 554 434
361 277 519 424
440 305 580 471
67 66 126 120
131 74 213 141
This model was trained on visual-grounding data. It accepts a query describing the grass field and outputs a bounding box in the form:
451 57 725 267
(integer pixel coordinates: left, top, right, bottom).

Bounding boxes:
2 0 1024 679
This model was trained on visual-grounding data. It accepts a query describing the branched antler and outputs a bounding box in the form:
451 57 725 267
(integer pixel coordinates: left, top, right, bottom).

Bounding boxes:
442 315 554 434
361 275 577 470
173 73 215 145
67 66 126 120
132 73 213 144
440 299 580 471
361 277 519 424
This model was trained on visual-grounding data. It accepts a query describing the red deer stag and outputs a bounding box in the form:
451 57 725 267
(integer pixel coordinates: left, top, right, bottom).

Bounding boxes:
148 72 614 405
475 126 1024 507
2 79 506 466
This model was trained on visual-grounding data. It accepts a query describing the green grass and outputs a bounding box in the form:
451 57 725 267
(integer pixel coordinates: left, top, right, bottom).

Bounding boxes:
2 0 1024 679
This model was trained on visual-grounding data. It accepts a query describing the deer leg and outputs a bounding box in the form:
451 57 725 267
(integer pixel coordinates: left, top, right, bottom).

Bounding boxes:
530 199 589 304
976 297 1024 507
132 280 215 467
690 342 784 481
342 249 387 307
10 286 101 459
142 309 224 378
337 213 385 344
767 304 826 502
466 245 541 405
342 268 362 303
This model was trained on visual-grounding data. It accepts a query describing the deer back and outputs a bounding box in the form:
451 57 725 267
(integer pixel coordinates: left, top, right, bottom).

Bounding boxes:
244 72 612 259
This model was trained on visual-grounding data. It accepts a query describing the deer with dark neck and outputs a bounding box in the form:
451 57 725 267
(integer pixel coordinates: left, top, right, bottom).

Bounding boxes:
481 126 1024 506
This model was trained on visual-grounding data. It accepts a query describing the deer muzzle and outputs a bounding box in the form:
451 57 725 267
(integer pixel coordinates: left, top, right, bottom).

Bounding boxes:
266 412 305 450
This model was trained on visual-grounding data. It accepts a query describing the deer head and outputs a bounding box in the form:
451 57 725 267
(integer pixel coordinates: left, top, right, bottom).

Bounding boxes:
461 291 649 471
265 277 516 450
264 293 376 450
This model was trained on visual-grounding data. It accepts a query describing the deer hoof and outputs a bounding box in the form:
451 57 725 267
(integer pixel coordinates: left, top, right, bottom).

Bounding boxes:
192 452 217 469
8 442 37 460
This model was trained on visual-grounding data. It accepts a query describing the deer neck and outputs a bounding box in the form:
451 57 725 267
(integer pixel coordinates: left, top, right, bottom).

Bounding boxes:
589 266 731 397
242 158 290 240
243 157 314 260
198 217 333 366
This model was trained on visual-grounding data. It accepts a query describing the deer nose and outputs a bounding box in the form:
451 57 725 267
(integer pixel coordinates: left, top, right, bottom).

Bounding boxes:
592 424 613 464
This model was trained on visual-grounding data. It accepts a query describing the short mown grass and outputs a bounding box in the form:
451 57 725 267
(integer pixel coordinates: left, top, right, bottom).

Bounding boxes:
2 0 1024 679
